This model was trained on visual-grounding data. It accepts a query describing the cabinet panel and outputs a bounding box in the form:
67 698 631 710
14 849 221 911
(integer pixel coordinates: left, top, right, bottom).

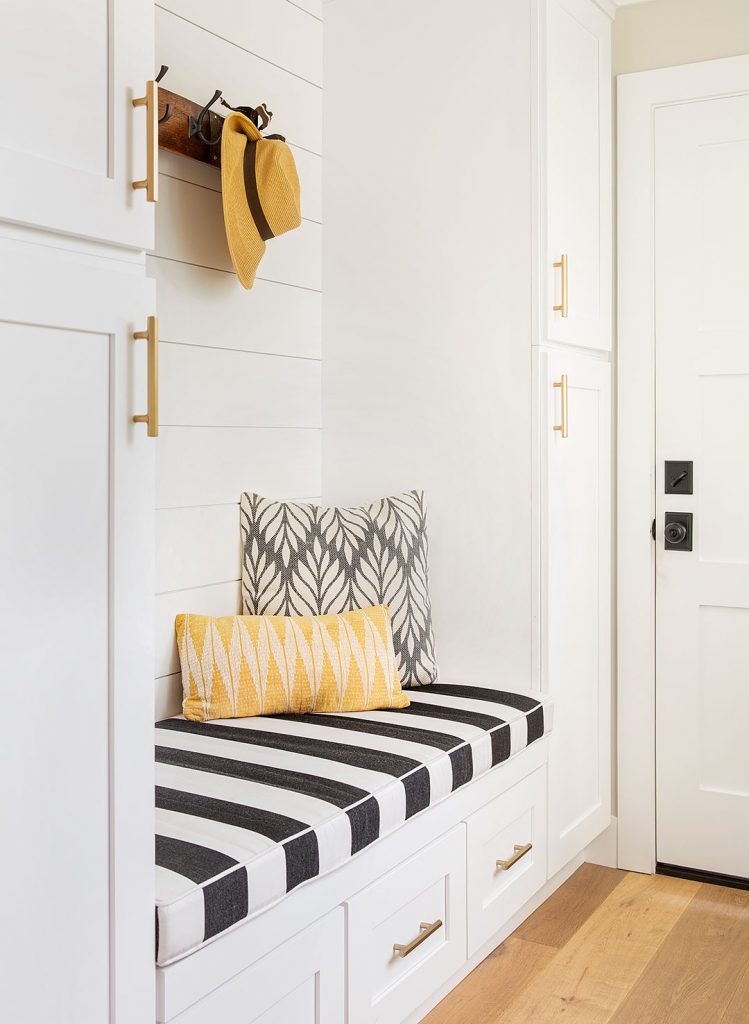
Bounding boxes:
0 241 155 1023
347 827 466 1024
466 766 547 956
164 909 344 1024
542 350 611 874
0 0 155 249
543 0 611 350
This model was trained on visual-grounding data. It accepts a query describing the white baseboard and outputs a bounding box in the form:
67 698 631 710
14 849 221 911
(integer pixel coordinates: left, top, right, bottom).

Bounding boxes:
584 815 618 868
406 852 585 1024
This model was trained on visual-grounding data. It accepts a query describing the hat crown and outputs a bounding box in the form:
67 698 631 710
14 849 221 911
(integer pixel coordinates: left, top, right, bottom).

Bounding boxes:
255 140 301 237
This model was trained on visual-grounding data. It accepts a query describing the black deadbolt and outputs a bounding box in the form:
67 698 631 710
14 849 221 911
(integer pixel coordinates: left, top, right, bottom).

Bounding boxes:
664 512 693 551
665 461 693 495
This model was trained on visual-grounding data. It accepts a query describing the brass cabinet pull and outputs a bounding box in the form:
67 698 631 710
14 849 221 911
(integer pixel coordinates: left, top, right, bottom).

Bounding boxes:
496 842 533 871
553 374 569 439
132 81 159 202
553 253 569 318
393 919 443 958
133 316 159 437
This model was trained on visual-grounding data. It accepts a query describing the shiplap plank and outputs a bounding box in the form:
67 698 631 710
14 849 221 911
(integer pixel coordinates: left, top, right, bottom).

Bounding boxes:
148 257 321 359
158 145 321 223
159 343 321 427
156 425 321 508
156 581 242 679
155 672 183 722
156 504 241 594
157 0 322 86
289 0 323 21
154 174 321 290
156 7 321 154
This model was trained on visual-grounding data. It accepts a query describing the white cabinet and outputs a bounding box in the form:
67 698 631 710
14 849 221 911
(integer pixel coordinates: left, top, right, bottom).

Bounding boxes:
541 349 611 875
466 767 547 956
166 910 345 1024
542 0 612 351
0 0 155 249
347 827 466 1024
0 241 155 1024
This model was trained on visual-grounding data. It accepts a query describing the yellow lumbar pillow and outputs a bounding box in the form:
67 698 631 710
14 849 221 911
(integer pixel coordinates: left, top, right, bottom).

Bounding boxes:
175 605 410 722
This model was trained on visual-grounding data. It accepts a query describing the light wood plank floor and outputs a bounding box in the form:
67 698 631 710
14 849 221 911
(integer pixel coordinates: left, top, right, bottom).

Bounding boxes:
423 864 749 1024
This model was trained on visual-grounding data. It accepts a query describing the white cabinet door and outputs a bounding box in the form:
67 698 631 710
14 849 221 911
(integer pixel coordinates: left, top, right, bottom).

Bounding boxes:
0 0 155 250
542 349 611 875
0 241 155 1024
543 0 611 351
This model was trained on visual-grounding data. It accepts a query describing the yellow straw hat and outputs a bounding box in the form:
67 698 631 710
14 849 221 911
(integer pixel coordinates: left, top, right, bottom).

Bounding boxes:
221 111 301 289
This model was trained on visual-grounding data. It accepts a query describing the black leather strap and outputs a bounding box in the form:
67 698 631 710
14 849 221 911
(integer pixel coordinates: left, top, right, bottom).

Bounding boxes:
243 140 274 241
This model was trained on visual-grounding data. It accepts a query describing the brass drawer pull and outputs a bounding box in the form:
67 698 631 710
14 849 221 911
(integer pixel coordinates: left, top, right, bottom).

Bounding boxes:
553 374 569 438
393 919 443 958
132 80 159 202
133 316 159 437
553 253 568 318
496 842 533 871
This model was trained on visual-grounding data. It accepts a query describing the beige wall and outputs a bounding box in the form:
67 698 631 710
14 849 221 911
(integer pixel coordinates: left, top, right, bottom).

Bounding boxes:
614 0 749 76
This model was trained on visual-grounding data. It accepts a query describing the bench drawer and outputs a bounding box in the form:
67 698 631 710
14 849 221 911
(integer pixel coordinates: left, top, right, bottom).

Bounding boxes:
466 766 547 955
347 826 467 1024
166 909 344 1024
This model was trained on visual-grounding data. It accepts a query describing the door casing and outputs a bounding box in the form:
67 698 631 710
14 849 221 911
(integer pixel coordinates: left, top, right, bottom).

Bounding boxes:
617 54 749 873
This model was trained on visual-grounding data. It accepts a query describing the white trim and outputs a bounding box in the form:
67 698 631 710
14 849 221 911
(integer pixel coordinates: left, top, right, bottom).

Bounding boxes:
617 54 749 874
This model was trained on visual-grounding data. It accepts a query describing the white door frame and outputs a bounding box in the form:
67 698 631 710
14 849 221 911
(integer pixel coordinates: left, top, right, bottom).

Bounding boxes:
617 54 749 873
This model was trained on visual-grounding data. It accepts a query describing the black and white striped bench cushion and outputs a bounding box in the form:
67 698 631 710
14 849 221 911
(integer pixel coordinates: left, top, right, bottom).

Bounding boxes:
155 682 553 966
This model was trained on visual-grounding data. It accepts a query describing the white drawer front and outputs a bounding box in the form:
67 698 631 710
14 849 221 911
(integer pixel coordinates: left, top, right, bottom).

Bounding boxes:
347 826 467 1024
466 766 547 956
168 908 344 1024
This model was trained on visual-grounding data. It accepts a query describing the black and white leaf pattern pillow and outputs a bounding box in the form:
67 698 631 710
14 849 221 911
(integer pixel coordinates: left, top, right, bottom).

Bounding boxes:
240 490 438 687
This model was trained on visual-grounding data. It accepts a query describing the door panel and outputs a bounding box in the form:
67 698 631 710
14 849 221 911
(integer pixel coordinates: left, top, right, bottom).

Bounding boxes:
655 94 749 878
0 0 154 249
1 324 111 1022
544 0 611 350
543 349 611 875
0 240 155 1022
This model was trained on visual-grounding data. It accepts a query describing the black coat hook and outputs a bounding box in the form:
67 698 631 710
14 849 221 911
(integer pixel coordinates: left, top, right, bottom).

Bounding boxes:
220 97 273 132
188 89 224 146
155 65 173 124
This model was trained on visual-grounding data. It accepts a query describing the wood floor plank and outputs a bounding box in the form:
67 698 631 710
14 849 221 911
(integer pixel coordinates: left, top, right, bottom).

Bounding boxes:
721 961 749 1024
609 883 749 1024
514 863 625 949
422 937 557 1024
494 872 698 1024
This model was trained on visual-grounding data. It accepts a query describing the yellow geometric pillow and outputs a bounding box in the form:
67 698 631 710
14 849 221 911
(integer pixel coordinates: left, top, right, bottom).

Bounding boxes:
175 604 410 722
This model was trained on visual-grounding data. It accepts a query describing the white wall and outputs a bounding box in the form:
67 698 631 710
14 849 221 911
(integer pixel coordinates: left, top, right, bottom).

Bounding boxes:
151 0 323 718
614 0 749 75
323 0 534 687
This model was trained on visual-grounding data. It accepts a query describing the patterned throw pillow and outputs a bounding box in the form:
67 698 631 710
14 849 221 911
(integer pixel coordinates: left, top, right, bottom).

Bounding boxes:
240 490 438 687
176 606 409 722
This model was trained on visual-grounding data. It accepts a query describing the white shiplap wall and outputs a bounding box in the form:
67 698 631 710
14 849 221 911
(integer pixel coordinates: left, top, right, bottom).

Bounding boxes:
151 0 322 718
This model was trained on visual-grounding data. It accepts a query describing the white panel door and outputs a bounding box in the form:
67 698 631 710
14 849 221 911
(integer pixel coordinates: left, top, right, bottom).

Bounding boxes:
543 0 611 350
542 349 611 875
0 241 155 1022
0 0 154 249
655 92 749 879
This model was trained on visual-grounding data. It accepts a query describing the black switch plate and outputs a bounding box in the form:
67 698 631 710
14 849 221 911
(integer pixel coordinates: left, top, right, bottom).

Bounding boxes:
665 460 693 495
664 511 693 551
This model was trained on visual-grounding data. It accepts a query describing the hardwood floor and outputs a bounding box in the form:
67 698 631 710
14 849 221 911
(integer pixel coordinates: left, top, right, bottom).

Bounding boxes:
423 864 749 1024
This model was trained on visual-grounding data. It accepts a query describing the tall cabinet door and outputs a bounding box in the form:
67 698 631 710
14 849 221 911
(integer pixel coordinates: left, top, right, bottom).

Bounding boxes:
0 241 155 1024
542 349 611 875
0 0 155 250
542 0 612 351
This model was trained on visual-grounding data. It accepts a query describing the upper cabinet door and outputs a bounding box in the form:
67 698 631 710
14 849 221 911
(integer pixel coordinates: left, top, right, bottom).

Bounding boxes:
0 0 155 250
542 0 611 350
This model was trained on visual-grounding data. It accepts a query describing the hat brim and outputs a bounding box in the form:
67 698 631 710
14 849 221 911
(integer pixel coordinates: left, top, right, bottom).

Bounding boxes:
221 113 266 289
